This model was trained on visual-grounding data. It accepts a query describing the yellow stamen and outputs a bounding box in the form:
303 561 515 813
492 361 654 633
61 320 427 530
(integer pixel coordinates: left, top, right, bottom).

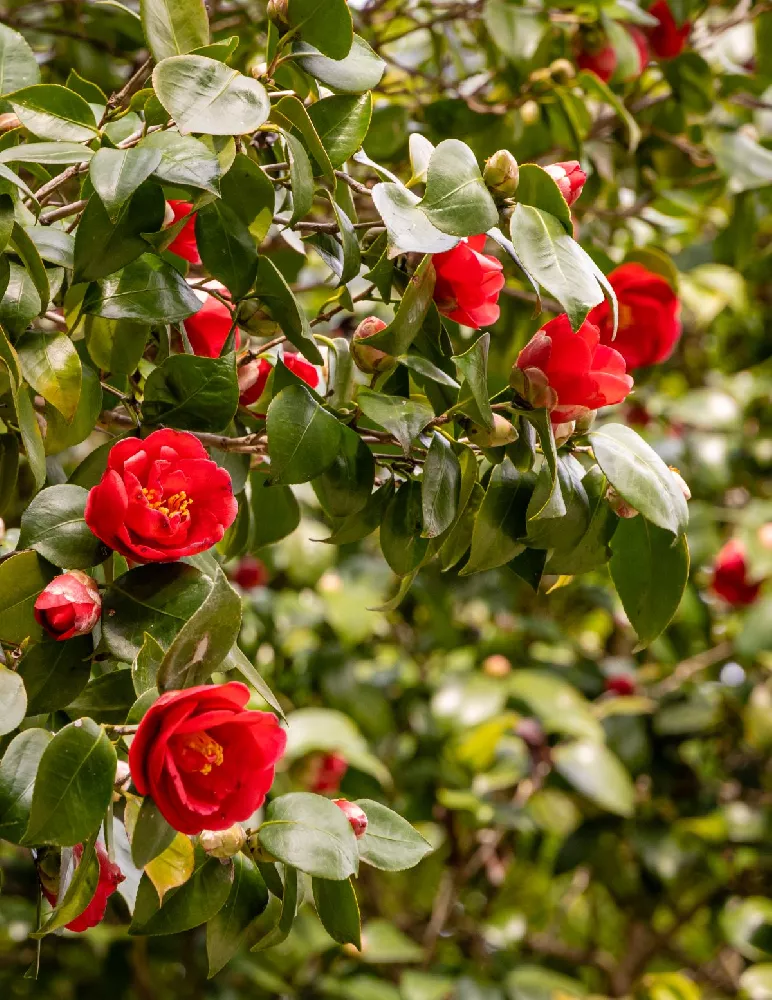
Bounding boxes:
182 732 224 775
142 487 193 519
618 303 634 331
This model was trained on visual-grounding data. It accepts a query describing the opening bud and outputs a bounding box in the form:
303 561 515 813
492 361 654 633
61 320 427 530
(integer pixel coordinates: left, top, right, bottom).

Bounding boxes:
351 316 394 374
201 824 247 859
669 466 691 501
467 414 519 448
267 0 289 24
333 799 368 838
483 150 520 198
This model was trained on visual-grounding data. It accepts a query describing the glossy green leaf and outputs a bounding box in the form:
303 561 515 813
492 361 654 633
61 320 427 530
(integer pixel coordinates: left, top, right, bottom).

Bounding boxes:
207 855 269 977
10 84 98 142
140 0 209 62
526 457 590 551
325 476 395 545
11 221 50 309
0 433 18 515
553 740 635 818
250 865 298 951
357 388 433 457
142 351 239 431
153 55 270 135
610 516 690 648
453 333 494 430
514 164 572 234
312 423 375 518
131 855 233 935
287 0 353 60
381 479 428 576
313 876 361 948
419 139 498 237
83 253 202 323
84 315 149 376
195 200 258 299
23 718 117 847
546 466 616 575
17 383 47 490
359 256 436 357
266 384 342 485
461 459 532 575
19 483 109 569
89 147 163 222
131 796 177 868
0 728 53 844
0 23 40 97
421 432 461 539
18 637 93 715
33 834 101 937
0 663 26 736
74 182 165 282
43 362 102 455
271 95 333 180
307 93 372 168
66 669 137 725
0 142 92 166
293 36 385 93
220 153 275 241
355 799 433 871
0 261 41 337
140 129 221 194
259 792 359 880
280 128 314 225
26 225 75 269
131 631 165 696
372 182 459 256
254 256 323 363
249 468 301 549
0 550 56 645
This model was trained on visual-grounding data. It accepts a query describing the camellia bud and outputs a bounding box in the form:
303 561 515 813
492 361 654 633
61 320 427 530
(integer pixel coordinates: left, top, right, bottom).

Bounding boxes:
483 149 520 198
574 410 596 435
201 824 247 859
246 833 276 863
520 100 540 125
606 485 638 519
549 58 575 83
33 571 101 641
230 554 269 590
266 0 289 24
669 466 691 501
552 420 576 447
467 414 519 448
238 357 272 407
543 160 587 208
333 799 368 839
483 654 511 678
351 316 394 375
510 365 557 411
605 675 637 697
759 523 772 550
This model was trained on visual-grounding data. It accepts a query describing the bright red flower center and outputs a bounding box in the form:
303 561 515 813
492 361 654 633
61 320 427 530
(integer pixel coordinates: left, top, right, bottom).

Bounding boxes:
142 487 193 519
174 731 224 775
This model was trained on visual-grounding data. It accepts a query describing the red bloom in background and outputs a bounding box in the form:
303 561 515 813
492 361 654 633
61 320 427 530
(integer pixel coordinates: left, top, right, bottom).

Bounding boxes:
432 235 504 328
34 571 101 641
84 429 237 563
606 675 637 697
515 314 633 423
183 287 241 359
628 25 650 73
41 843 124 932
646 1 690 59
589 263 682 369
231 555 269 590
166 201 201 265
308 752 348 794
577 42 617 83
712 539 761 607
238 353 320 407
129 682 286 835
543 161 587 207
284 353 320 388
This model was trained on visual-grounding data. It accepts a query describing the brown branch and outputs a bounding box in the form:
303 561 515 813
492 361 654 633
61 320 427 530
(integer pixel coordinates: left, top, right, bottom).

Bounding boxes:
650 641 733 696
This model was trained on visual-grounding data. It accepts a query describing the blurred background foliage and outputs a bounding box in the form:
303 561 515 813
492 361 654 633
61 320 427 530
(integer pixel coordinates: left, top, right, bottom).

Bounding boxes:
2 0 772 998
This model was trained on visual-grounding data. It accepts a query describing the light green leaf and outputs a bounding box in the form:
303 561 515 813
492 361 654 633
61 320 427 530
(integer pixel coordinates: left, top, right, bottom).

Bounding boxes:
139 0 209 62
419 139 498 238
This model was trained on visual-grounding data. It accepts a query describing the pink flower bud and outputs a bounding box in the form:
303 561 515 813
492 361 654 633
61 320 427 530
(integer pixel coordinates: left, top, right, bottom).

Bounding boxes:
230 555 269 590
333 799 368 838
543 161 587 207
351 317 394 375
34 571 101 641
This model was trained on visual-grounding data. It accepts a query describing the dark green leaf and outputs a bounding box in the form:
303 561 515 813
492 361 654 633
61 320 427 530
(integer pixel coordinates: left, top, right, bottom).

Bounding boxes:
195 200 258 299
254 256 323 363
83 253 202 323
0 728 52 844
25 226 75 269
546 466 616 575
312 423 375 518
10 84 98 142
89 147 163 222
0 433 18 515
293 36 385 93
141 129 221 194
207 855 269 977
287 0 353 60
250 865 298 951
33 834 101 936
359 256 436 357
356 799 432 871
421 432 461 539
74 182 165 282
313 876 361 948
131 797 177 868
453 333 494 430
131 632 165 696
357 388 433 457
18 637 93 715
66 669 136 725
0 663 25 736
84 315 149 376
381 479 428 576
249 468 301 548
19 484 109 569
42 358 102 455
0 550 56 645
0 261 40 337
17 330 81 422
142 351 239 432
11 221 50 310
281 128 314 225
271 95 333 180
325 476 395 545
526 457 589 551
307 93 372 168
131 855 233 935
266 384 342 485
259 792 359 880
0 23 40 97
460 459 533 575
220 153 275 240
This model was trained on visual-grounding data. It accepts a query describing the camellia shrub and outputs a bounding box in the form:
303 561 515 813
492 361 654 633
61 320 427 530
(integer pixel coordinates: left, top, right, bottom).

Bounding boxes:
0 0 771 997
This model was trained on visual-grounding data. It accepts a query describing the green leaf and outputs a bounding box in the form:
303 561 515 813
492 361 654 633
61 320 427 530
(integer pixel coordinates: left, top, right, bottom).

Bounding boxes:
142 351 239 431
43 362 102 456
220 153 275 241
293 36 385 94
22 718 117 847
139 0 209 62
140 129 221 194
156 565 242 690
577 70 640 151
280 128 314 225
514 164 572 234
195 200 258 299
224 644 285 720
33 834 101 936
10 221 50 309
250 865 298 951
17 329 82 422
131 855 233 935
152 55 270 135
546 466 616 575
102 562 212 661
19 484 108 568
287 0 353 60
207 855 269 977
381 479 428 576
552 740 635 818
18 637 93 715
271 94 333 180
0 261 40 337
255 256 323 363
313 876 361 948
526 457 589 550
83 253 202 323
259 792 359 880
0 141 93 166
0 663 26 736
509 204 607 330
453 333 494 430
419 139 498 237
522 408 562 519
0 433 18 516
421 433 461 539
483 1 546 62
0 728 53 844
131 631 164 696
131 796 177 868
0 23 40 98
509 670 603 742
74 182 165 283
358 256 436 357
25 225 75 269
325 476 395 545
312 423 375 518
609 517 690 649
372 182 459 256
0 550 56 645
10 84 98 142
307 93 372 169
266 384 342 485
65 669 137 725
249 468 301 548
355 799 433 871
328 194 361 285
84 315 149 376
16 384 46 490
89 147 163 222
589 423 689 536
357 388 433 457
461 459 532 575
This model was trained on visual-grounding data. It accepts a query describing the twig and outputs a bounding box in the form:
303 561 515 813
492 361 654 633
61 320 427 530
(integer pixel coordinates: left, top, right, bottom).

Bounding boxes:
39 199 88 224
650 641 733 696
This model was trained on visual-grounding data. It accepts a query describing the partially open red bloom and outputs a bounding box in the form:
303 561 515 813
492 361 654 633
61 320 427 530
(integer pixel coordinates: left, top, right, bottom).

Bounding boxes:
231 555 269 590
333 799 368 838
308 751 348 794
34 571 101 641
516 314 633 423
543 161 587 207
238 353 320 407
183 286 241 359
577 42 617 82
42 843 124 932
646 0 690 59
84 428 237 563
432 235 504 329
129 682 286 835
166 200 201 265
589 263 682 369
712 539 761 607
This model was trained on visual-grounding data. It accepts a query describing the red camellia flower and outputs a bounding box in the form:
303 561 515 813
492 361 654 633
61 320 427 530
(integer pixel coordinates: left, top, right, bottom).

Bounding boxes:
711 539 761 607
432 235 504 329
515 314 633 423
34 571 101 641
333 799 368 838
543 161 587 207
231 555 269 590
238 353 320 407
42 843 125 932
605 675 637 697
588 263 682 369
128 682 286 835
165 200 201 265
183 286 241 359
577 42 617 82
84 429 237 563
308 751 348 794
646 0 690 59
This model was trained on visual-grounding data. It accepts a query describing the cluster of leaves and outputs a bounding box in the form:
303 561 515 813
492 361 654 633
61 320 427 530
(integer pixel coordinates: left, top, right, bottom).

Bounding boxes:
0 0 771 996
